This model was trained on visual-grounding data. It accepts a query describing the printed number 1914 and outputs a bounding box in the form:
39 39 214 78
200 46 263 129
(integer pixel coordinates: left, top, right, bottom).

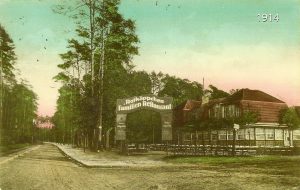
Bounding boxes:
257 13 279 22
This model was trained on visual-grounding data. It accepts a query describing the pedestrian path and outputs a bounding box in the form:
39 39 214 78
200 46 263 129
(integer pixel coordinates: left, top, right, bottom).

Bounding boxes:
50 143 171 168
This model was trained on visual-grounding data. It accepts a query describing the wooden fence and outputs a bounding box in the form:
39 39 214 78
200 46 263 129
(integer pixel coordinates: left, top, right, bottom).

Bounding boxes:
126 144 295 156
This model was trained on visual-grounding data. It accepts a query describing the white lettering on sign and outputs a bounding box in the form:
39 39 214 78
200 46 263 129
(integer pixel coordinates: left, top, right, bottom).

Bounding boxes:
125 96 164 105
118 101 171 111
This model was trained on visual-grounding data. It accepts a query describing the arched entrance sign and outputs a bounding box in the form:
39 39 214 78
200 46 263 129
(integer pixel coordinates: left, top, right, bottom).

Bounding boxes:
115 95 173 142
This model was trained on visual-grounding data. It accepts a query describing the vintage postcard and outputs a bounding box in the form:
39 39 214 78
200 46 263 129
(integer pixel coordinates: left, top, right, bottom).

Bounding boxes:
0 0 300 189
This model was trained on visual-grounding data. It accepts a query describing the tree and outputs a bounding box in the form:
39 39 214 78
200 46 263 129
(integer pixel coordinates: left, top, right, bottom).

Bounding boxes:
149 71 164 95
0 24 17 130
229 88 239 95
158 74 203 106
206 85 229 100
127 71 152 96
0 24 38 145
280 108 300 129
53 0 139 150
236 111 259 126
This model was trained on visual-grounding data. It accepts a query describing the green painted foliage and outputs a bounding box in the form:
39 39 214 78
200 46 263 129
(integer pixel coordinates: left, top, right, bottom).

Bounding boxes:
1 25 38 144
280 108 300 129
206 85 230 100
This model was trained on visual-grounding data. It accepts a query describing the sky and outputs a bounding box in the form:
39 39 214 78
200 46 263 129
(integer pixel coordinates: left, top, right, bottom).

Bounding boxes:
0 0 300 116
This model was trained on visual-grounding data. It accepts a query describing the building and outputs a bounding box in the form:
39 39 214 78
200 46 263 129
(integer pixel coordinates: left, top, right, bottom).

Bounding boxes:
173 89 299 147
173 100 202 128
173 100 202 144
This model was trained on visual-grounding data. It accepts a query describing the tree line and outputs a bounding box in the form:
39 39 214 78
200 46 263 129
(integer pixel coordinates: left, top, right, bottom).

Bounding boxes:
0 24 38 145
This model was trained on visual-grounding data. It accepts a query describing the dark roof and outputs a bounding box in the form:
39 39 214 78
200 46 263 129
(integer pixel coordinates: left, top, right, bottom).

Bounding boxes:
225 89 285 103
185 100 202 110
173 100 202 111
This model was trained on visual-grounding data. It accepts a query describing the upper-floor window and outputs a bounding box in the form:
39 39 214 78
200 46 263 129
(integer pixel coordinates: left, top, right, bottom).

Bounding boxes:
209 104 240 119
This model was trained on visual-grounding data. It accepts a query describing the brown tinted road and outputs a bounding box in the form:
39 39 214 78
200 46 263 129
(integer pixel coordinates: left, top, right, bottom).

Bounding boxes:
0 144 297 190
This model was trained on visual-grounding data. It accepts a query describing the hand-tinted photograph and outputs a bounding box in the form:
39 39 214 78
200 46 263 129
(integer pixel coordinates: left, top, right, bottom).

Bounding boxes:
0 0 300 189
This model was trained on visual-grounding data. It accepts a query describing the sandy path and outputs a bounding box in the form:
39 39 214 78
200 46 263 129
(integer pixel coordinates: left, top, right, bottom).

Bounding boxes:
0 144 298 190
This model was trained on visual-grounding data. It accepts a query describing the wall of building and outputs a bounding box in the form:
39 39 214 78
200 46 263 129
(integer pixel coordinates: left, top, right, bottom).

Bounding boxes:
240 100 287 123
179 127 294 147
293 129 300 147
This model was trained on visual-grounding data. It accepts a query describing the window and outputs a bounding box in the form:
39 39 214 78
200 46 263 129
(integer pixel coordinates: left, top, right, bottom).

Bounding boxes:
219 130 227 140
214 106 218 118
245 128 255 140
228 105 235 117
238 129 245 140
275 129 283 140
224 105 240 118
256 128 265 140
265 129 274 140
227 131 233 140
212 130 218 140
235 107 240 117
211 104 223 118
224 106 228 117
293 130 300 140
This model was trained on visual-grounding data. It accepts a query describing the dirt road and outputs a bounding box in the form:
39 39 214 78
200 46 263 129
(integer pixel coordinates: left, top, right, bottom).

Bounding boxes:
0 144 299 190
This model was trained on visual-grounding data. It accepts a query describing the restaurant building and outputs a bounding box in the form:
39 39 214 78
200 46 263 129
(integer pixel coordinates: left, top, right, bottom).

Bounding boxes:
174 89 300 147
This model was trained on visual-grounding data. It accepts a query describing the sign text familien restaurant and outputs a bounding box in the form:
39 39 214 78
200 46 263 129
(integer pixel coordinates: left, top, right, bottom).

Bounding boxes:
117 95 172 113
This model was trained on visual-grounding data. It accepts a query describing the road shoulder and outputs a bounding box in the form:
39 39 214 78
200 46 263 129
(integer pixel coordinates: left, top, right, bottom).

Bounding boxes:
0 145 40 165
50 142 173 168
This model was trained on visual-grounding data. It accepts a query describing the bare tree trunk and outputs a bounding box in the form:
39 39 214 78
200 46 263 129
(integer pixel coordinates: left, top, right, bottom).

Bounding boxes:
97 13 106 150
89 0 95 96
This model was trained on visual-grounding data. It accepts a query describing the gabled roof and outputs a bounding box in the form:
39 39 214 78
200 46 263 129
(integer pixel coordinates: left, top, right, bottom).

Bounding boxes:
173 100 202 111
225 89 285 103
185 100 202 111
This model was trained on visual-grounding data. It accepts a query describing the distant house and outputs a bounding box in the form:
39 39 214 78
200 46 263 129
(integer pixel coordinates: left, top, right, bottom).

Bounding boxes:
173 89 297 147
36 116 54 129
